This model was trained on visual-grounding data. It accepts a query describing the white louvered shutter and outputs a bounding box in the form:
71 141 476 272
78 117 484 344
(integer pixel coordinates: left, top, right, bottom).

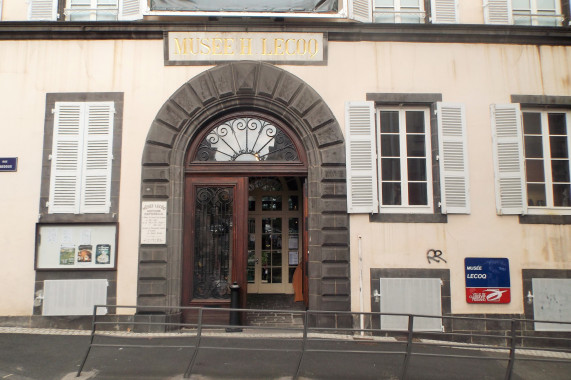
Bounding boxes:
349 0 373 22
118 0 143 20
80 103 114 214
437 103 470 214
49 103 84 214
491 104 526 215
483 0 513 24
430 0 458 23
346 102 378 213
28 0 58 21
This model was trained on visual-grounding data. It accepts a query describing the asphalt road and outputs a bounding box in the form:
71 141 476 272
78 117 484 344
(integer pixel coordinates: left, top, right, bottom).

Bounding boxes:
0 332 569 379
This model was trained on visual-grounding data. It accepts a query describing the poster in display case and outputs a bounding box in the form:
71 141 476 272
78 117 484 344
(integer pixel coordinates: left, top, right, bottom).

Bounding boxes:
35 223 117 270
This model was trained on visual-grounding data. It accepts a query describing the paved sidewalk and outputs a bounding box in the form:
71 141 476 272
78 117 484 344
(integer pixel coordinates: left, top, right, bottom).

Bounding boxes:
0 327 570 379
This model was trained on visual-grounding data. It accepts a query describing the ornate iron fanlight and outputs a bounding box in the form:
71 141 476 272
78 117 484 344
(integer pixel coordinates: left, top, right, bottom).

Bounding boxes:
193 117 299 162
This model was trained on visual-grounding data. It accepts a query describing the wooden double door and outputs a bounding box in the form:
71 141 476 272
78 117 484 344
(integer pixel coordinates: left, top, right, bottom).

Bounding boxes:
182 176 308 316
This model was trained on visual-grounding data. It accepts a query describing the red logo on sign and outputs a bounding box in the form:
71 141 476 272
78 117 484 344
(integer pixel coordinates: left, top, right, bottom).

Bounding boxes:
466 288 510 304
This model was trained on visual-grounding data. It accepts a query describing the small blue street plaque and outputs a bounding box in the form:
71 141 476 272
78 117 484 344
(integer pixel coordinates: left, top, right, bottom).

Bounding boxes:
0 157 18 172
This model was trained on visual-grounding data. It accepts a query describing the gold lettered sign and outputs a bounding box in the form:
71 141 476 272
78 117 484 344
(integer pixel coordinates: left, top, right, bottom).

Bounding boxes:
165 32 326 65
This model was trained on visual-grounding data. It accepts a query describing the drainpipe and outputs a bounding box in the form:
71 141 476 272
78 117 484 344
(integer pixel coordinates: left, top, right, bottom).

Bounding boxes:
358 235 364 336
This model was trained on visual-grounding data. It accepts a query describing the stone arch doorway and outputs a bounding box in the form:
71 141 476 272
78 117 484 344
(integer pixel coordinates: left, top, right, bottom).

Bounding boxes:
137 61 350 327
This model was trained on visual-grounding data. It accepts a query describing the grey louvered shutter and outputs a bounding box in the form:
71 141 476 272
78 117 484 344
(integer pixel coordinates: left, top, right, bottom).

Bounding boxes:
118 0 143 20
430 0 458 23
437 103 470 214
349 0 373 22
28 0 58 20
80 103 114 214
483 0 513 24
491 104 526 215
49 103 84 214
379 278 443 331
346 101 378 213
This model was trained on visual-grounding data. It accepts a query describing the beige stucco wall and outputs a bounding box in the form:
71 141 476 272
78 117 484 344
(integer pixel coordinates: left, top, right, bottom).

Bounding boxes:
0 38 569 317
458 0 485 24
1 0 26 21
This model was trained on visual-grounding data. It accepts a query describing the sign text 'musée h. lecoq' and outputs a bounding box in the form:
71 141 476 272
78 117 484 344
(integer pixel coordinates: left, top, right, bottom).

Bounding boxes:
166 32 325 65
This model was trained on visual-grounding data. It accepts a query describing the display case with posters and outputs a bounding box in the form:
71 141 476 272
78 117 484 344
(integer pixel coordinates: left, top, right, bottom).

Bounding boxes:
35 224 118 270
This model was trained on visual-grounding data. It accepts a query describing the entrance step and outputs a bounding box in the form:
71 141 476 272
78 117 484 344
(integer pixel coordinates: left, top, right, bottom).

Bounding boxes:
246 294 305 328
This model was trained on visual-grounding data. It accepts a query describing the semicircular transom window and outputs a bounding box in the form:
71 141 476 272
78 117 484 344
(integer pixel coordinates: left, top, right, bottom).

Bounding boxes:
193 117 301 163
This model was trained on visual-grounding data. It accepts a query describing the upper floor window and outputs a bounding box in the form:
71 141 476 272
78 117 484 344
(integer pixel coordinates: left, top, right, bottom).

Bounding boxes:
484 0 564 26
66 0 119 21
349 0 458 24
373 0 425 23
513 0 562 25
27 0 141 21
491 101 571 217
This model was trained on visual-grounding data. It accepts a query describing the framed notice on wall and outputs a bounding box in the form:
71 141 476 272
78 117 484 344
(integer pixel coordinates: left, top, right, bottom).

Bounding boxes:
35 223 118 270
140 201 167 245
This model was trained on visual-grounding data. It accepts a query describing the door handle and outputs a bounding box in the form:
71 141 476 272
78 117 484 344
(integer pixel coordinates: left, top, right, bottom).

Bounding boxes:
255 258 259 264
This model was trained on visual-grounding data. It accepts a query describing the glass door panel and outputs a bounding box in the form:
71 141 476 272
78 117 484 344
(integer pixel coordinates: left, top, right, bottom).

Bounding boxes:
247 177 302 294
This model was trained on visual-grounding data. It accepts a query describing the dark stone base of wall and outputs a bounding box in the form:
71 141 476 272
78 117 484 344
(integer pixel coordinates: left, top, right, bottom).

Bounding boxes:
133 313 182 333
0 315 134 331
447 313 571 349
362 313 571 349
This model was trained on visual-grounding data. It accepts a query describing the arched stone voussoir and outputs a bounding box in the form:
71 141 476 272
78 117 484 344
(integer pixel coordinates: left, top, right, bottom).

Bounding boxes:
209 64 236 98
303 101 337 132
290 85 321 117
231 61 259 94
274 71 304 106
256 62 284 98
155 100 190 131
169 83 204 117
313 122 345 148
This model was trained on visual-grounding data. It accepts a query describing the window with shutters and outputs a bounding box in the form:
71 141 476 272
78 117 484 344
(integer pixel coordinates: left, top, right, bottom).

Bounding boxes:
40 93 123 221
27 0 142 21
346 96 470 219
484 0 565 26
49 102 114 214
491 99 571 220
350 0 458 23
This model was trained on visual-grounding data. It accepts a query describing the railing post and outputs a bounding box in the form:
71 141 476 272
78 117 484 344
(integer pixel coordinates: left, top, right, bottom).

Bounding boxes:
400 314 414 380
184 308 203 379
293 311 309 380
504 319 517 380
76 304 99 377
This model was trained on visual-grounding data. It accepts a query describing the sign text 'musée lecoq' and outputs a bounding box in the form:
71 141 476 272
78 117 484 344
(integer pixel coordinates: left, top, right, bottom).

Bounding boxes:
166 32 325 65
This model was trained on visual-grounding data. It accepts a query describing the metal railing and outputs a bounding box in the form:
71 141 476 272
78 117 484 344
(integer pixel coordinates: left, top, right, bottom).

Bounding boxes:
76 305 571 379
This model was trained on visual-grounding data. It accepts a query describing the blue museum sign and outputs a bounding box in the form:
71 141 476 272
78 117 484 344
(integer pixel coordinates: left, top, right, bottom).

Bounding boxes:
465 257 510 304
